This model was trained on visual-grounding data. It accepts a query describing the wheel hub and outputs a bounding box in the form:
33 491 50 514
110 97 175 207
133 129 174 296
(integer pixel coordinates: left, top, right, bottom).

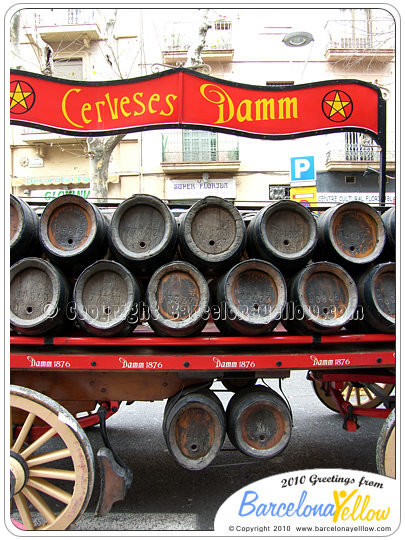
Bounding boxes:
10 451 29 496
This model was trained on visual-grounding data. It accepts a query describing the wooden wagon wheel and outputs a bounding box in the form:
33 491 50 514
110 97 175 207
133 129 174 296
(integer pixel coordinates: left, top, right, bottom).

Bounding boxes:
376 409 395 478
10 385 94 531
311 376 394 412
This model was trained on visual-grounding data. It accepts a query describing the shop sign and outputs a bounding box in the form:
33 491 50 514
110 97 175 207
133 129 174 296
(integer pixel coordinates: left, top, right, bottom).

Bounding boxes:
166 178 236 200
30 188 91 200
290 156 316 186
290 186 318 207
317 192 395 205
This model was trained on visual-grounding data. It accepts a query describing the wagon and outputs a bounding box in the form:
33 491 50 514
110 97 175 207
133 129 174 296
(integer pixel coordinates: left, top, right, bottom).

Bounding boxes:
9 68 396 531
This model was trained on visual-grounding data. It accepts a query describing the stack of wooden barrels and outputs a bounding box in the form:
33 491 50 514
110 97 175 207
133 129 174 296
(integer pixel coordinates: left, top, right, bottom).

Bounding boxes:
10 193 395 338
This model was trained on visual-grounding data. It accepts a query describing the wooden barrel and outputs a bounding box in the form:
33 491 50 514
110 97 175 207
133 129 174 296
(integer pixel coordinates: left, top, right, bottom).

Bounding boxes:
10 195 40 264
10 257 70 336
349 262 395 333
316 201 386 267
282 261 358 335
163 389 226 470
212 259 287 336
246 200 318 272
146 261 210 337
178 196 246 275
226 385 292 459
381 207 395 258
376 409 396 478
39 194 108 272
108 194 178 275
73 260 142 336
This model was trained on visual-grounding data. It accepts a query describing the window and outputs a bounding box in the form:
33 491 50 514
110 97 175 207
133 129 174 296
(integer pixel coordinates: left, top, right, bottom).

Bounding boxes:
183 130 218 162
53 59 83 80
269 186 291 200
345 175 356 184
214 20 232 31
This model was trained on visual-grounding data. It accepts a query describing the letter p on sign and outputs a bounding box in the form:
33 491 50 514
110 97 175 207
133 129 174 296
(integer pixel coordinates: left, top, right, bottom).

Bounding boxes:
290 156 316 185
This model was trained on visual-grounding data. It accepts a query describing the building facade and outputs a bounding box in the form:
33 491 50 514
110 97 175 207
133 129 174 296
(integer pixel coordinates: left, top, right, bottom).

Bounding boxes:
9 7 396 206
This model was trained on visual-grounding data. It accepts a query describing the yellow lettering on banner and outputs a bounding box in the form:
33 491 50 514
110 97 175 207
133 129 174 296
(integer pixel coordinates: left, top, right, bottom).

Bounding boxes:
236 99 253 122
160 94 178 116
62 88 84 128
95 100 106 122
120 96 131 117
255 98 276 120
200 83 234 123
148 93 160 114
278 97 298 119
81 103 92 124
200 83 299 124
133 92 146 116
105 92 119 119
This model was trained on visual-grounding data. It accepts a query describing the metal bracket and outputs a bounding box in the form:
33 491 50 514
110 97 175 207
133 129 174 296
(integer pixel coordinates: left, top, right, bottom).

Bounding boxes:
95 405 133 517
342 404 359 431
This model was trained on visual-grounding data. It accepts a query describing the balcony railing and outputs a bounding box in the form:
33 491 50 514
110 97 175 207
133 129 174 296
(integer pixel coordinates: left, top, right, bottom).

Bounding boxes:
161 131 240 172
162 132 239 163
325 16 395 61
36 9 97 27
325 133 395 171
162 149 239 163
25 9 102 42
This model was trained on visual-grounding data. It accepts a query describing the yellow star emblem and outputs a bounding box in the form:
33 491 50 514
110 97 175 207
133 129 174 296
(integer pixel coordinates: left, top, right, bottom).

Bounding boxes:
10 82 34 111
324 91 351 119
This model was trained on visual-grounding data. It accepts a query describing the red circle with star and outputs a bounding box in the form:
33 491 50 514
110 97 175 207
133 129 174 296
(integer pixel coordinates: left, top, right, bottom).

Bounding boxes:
10 80 36 114
322 90 353 123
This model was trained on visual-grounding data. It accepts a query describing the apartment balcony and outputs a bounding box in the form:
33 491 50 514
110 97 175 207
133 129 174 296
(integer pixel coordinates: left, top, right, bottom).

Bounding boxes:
162 21 234 65
161 131 240 173
21 126 86 144
325 18 395 62
325 133 395 171
24 9 102 43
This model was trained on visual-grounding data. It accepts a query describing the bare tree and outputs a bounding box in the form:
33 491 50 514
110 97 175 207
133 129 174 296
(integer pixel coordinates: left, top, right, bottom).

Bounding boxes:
10 8 125 202
185 9 212 68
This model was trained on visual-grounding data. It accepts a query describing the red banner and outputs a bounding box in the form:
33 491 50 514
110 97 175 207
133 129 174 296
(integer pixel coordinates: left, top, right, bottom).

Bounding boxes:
10 68 384 142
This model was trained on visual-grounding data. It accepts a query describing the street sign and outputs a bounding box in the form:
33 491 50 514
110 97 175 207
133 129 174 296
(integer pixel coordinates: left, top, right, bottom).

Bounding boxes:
290 156 316 185
290 185 317 207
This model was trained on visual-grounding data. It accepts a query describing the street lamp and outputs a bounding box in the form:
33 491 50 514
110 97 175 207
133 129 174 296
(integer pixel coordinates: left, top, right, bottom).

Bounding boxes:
282 31 314 47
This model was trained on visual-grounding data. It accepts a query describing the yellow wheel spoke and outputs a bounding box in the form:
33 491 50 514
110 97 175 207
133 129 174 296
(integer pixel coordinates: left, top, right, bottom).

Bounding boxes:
26 447 71 468
344 385 353 401
363 387 374 401
27 477 72 505
29 467 76 482
20 427 57 460
13 493 35 530
11 412 36 453
22 485 56 525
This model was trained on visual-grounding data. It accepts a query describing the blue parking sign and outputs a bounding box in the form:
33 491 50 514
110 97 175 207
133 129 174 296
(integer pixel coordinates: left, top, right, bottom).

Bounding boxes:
290 156 316 183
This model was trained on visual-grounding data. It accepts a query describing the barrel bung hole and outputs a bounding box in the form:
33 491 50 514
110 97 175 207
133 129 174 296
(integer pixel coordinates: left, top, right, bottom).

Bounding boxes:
139 241 147 249
253 304 259 310
259 434 266 442
283 239 290 246
26 306 33 314
190 443 198 452
349 245 355 252
67 238 74 245
209 240 215 246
